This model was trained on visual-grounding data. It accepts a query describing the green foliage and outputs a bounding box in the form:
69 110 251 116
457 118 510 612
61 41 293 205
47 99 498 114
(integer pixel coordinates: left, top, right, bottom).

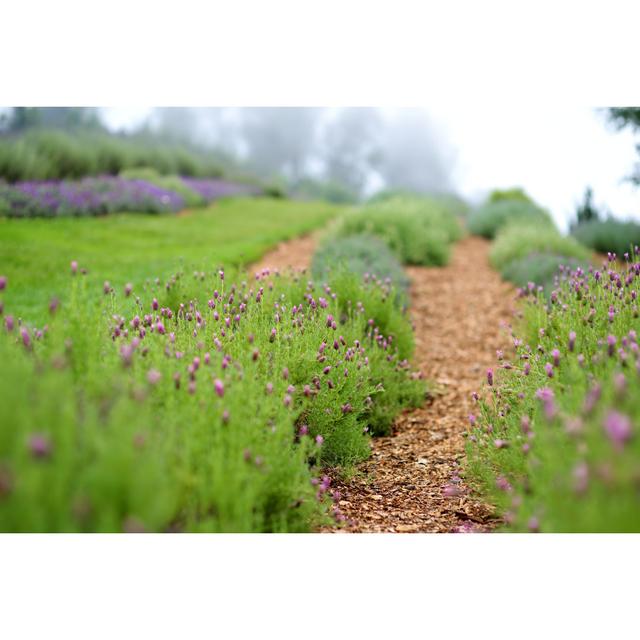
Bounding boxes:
573 186 600 225
571 218 640 257
291 178 358 204
500 252 592 292
487 187 535 205
0 261 423 531
331 195 463 266
119 167 205 208
0 128 227 182
490 224 591 271
468 199 553 239
466 254 640 532
312 234 410 300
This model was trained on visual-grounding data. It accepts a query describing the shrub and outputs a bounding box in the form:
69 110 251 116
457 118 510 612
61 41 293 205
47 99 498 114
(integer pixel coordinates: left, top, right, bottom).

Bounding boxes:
468 200 553 239
119 167 205 208
331 196 462 266
487 187 536 205
0 128 228 183
571 218 640 257
291 178 358 204
0 262 424 531
500 252 592 292
490 224 591 271
312 234 410 301
467 252 640 532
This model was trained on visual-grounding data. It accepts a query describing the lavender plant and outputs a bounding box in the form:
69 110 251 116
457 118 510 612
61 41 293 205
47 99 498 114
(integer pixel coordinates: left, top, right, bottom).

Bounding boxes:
0 261 424 532
331 195 463 266
467 250 640 532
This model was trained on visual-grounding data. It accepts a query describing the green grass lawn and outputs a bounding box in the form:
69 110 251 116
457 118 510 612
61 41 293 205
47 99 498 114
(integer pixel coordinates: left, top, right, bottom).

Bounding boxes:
0 198 340 322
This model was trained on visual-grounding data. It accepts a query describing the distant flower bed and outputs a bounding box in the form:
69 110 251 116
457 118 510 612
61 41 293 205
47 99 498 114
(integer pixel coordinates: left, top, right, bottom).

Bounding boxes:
180 177 261 202
0 176 262 218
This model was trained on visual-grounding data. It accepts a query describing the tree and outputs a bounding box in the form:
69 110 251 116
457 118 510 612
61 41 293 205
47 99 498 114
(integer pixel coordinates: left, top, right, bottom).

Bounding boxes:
320 108 383 196
238 108 323 182
376 109 454 195
608 107 640 185
573 186 600 227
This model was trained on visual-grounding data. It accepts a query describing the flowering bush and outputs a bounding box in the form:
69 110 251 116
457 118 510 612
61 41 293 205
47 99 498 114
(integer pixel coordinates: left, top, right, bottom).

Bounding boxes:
500 252 592 294
0 177 185 217
312 234 411 303
0 262 424 531
467 251 640 531
331 195 463 266
0 175 262 218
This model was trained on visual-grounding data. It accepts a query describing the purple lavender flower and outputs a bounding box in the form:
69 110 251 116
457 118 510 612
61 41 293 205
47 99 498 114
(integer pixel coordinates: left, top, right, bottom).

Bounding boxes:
568 331 576 352
147 369 161 385
486 368 493 386
214 379 225 398
29 433 52 459
0 275 6 291
603 411 632 450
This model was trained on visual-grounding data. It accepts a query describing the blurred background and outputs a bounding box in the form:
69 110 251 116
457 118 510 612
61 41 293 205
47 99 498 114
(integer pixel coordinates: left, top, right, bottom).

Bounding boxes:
1 106 637 229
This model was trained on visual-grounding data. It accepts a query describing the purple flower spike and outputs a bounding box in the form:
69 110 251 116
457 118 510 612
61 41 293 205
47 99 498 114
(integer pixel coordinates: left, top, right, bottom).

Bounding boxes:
214 379 225 398
29 433 52 459
486 368 494 386
147 369 161 385
607 334 617 357
568 331 576 352
315 434 324 445
552 349 560 367
0 275 6 291
544 363 554 378
603 411 632 450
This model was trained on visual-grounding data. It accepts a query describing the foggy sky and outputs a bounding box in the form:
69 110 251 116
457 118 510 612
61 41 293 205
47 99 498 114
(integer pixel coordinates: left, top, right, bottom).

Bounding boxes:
102 106 640 229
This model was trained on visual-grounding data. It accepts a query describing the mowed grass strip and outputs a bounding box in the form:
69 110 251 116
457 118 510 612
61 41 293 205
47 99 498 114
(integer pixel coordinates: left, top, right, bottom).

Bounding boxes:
0 198 341 321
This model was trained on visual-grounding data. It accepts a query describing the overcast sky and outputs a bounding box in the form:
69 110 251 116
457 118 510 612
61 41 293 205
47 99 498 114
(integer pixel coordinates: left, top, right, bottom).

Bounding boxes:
105 106 639 232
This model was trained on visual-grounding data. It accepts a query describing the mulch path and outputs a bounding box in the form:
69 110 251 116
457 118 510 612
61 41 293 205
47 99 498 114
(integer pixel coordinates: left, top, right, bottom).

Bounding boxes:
253 234 516 532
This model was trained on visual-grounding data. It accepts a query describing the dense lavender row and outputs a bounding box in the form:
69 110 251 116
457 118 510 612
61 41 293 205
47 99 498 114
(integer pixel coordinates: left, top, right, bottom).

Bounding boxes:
0 176 261 217
0 260 424 532
467 251 640 531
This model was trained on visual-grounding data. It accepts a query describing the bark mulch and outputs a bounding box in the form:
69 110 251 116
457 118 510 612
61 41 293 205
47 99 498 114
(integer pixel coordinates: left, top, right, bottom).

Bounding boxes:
253 234 516 533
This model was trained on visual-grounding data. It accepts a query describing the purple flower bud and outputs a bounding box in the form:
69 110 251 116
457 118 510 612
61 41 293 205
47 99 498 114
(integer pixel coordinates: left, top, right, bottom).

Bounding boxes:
494 439 508 449
283 394 292 407
299 425 309 436
568 331 576 352
323 366 331 375
252 349 259 361
326 314 334 328
70 261 78 275
29 433 52 459
523 362 531 376
496 476 512 492
528 517 540 532
282 367 289 380
603 411 632 450
544 363 554 378
124 283 133 297
552 349 560 367
103 281 111 295
152 298 158 311
486 368 493 386
265 382 274 394
222 409 230 424
214 379 224 397
20 327 31 349
468 414 476 426
147 369 161 385
607 334 617 357
315 434 324 445
303 385 311 397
